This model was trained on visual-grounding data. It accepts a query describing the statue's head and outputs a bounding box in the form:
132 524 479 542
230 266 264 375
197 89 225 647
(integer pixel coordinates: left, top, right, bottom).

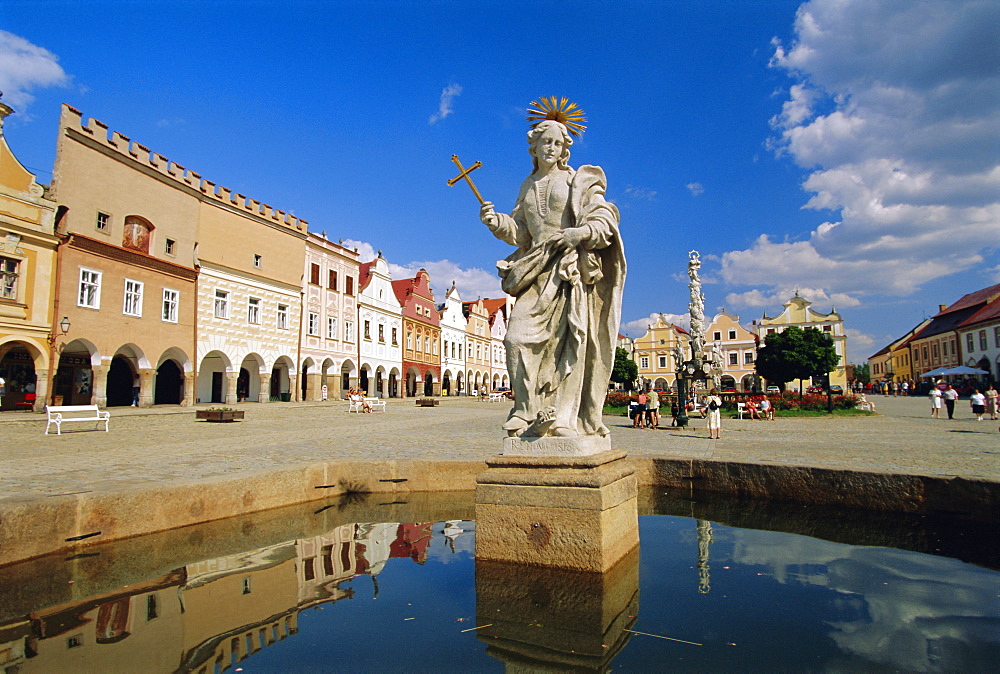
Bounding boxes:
527 120 572 172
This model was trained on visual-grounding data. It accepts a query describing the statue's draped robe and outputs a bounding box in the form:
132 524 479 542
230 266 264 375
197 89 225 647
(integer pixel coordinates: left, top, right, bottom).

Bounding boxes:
489 165 625 436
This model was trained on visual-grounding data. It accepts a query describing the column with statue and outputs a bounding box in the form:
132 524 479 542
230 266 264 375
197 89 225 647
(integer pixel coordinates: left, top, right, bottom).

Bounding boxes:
451 98 637 573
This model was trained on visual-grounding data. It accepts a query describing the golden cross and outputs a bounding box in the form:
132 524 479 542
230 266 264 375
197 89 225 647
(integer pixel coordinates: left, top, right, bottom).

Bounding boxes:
447 154 485 205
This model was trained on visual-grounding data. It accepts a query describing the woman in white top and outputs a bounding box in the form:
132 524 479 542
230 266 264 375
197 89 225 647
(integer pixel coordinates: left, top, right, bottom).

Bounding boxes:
704 387 723 439
969 389 986 421
929 386 942 418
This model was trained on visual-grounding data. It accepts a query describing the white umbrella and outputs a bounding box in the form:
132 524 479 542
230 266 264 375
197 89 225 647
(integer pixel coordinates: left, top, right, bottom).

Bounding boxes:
920 367 950 378
943 365 989 375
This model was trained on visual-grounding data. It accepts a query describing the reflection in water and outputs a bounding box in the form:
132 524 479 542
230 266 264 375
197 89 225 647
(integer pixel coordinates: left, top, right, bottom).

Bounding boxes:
0 490 996 672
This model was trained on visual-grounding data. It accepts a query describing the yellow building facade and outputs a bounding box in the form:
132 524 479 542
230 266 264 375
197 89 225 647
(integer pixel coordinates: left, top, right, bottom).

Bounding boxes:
754 294 848 389
0 99 60 411
632 314 690 390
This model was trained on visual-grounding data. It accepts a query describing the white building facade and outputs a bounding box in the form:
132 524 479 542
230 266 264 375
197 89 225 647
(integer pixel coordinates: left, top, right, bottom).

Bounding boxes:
438 282 467 396
300 233 361 401
357 254 403 398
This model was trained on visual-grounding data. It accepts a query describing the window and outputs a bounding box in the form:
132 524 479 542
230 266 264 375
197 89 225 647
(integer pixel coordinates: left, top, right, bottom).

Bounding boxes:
308 311 319 336
745 352 754 364
96 211 110 232
0 257 19 300
823 325 832 332
277 304 288 329
162 289 178 323
943 341 949 356
253 254 262 268
640 356 649 369
995 327 1000 349
966 334 974 352
728 330 737 340
922 345 929 362
214 290 229 319
164 238 176 256
932 343 939 359
416 335 423 353
248 297 261 324
310 263 320 285
392 327 398 346
458 343 462 359
364 320 371 340
658 356 666 368
407 332 413 349
729 352 739 365
78 268 101 308
346 276 354 295
327 317 337 339
980 330 988 350
378 323 384 342
345 321 354 342
123 279 143 316
713 331 721 341
328 270 337 290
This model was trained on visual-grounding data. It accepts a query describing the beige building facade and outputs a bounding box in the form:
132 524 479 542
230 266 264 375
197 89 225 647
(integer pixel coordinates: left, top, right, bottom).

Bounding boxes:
463 299 492 394
705 311 758 391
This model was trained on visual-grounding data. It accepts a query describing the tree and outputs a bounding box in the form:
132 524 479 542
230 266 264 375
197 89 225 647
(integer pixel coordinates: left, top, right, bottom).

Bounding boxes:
611 347 639 391
755 326 839 393
853 362 871 384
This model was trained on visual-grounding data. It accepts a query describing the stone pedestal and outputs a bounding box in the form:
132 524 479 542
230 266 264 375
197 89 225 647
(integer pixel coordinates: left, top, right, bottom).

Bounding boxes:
475 448 639 573
476 546 639 670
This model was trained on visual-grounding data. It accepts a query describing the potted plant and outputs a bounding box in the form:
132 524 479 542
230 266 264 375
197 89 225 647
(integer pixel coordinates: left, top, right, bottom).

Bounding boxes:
196 407 245 422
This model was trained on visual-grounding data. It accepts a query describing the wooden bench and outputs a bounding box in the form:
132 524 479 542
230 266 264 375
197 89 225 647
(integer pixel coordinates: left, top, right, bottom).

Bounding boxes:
45 405 110 435
415 398 439 407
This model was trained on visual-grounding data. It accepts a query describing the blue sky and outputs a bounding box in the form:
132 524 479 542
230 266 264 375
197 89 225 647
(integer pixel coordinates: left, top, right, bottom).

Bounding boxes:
2 0 997 364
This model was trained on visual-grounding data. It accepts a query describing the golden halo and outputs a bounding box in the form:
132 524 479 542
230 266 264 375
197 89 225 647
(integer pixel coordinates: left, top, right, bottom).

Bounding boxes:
527 97 587 137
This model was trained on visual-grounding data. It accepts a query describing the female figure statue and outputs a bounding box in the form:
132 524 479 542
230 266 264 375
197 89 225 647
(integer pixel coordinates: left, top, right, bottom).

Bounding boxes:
480 116 625 438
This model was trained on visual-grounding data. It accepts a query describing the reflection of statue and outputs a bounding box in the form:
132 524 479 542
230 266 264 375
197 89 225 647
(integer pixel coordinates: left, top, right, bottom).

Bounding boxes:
479 100 625 438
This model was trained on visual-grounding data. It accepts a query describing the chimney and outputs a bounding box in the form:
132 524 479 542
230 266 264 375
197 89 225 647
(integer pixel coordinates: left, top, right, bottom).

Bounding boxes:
939 304 947 312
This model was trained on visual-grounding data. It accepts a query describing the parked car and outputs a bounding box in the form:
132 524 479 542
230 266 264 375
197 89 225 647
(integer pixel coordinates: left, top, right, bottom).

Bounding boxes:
806 385 824 395
766 385 780 394
828 385 843 394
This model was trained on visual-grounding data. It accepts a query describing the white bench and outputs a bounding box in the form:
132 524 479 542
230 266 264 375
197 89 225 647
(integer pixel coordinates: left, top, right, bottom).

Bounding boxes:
348 397 386 413
45 405 110 435
488 392 506 403
736 402 746 419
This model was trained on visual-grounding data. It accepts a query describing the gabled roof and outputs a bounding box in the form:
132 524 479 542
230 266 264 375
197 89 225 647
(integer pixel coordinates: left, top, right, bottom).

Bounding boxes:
912 285 1000 342
358 260 373 291
940 283 1000 315
482 297 508 320
960 294 1000 328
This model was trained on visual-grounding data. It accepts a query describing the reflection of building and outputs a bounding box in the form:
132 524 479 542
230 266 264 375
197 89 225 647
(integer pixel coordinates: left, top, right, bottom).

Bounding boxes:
0 519 443 673
753 293 847 389
0 97 59 411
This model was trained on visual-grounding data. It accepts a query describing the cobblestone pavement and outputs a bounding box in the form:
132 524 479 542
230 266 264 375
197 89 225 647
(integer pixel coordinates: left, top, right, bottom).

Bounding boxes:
1 395 997 502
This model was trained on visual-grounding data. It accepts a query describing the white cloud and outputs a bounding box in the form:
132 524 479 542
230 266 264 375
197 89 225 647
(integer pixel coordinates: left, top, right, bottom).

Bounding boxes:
624 185 657 201
620 312 690 338
0 31 69 113
344 239 503 301
685 182 704 197
428 83 462 125
723 0 999 309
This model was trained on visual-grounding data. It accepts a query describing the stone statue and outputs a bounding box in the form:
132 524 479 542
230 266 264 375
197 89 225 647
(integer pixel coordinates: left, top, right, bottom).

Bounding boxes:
687 251 705 361
479 102 625 438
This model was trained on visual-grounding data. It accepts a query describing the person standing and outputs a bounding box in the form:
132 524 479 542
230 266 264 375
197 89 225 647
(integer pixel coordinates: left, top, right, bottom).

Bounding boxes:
704 387 723 439
929 386 942 418
985 384 998 421
942 384 959 419
633 390 648 429
970 389 986 421
645 388 660 428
